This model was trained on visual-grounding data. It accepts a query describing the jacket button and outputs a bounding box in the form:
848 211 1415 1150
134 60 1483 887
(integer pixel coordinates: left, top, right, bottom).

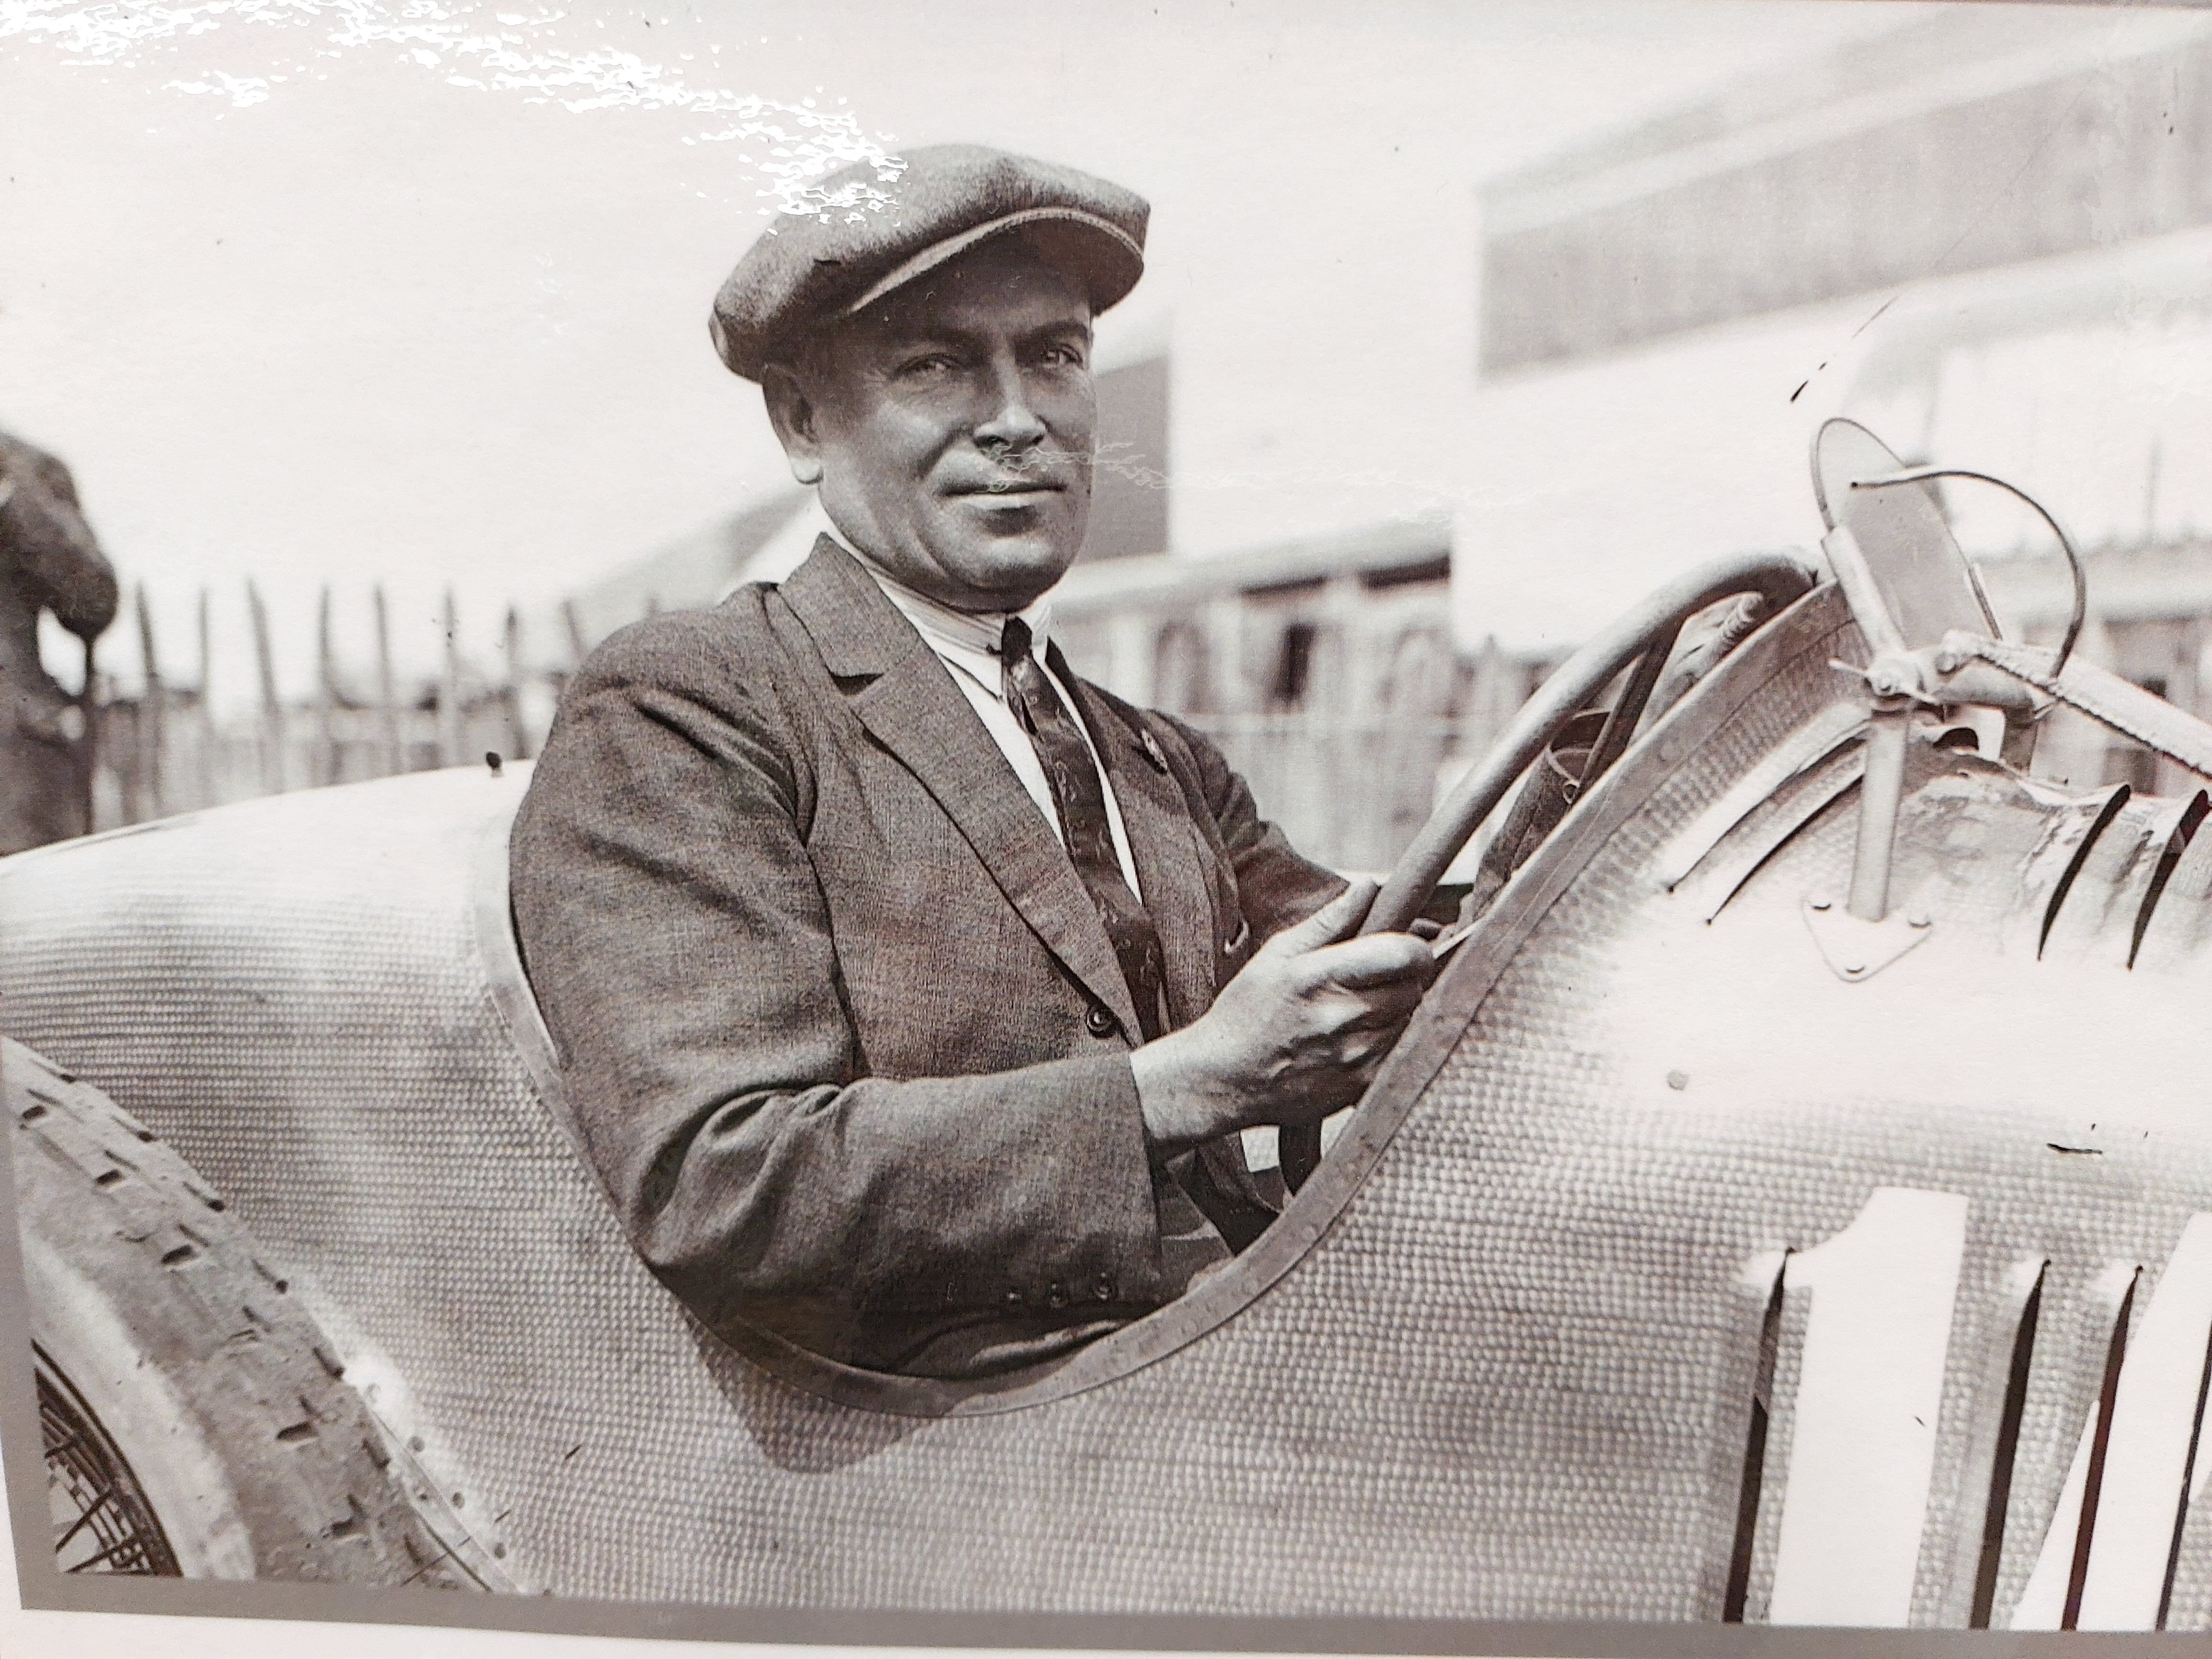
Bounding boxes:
1004 1287 1025 1307
1093 1276 1115 1302
1085 1005 1117 1037
1047 1283 1069 1309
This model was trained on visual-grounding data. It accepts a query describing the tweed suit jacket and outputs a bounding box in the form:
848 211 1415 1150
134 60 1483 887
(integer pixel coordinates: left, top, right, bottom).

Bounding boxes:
510 538 1342 1379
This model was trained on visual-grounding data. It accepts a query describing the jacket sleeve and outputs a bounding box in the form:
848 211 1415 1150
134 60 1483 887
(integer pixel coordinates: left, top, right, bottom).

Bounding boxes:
509 611 1179 1369
1151 710 1346 945
3 450 118 641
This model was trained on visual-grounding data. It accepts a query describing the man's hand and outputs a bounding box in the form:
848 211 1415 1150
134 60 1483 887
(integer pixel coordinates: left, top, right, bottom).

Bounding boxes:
1128 878 1438 1152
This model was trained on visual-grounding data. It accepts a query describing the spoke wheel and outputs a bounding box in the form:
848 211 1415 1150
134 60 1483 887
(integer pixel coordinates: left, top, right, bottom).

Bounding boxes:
9 1037 473 1585
38 1342 180 1576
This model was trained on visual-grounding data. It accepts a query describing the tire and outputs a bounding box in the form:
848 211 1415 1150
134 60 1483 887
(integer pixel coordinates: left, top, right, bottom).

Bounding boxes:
8 1036 469 1585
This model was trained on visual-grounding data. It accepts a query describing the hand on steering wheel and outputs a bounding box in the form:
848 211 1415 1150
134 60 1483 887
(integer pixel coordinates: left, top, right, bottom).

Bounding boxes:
1274 549 1817 1194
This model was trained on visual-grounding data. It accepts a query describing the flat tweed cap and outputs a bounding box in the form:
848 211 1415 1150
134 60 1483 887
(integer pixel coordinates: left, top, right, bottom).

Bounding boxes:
710 144 1149 380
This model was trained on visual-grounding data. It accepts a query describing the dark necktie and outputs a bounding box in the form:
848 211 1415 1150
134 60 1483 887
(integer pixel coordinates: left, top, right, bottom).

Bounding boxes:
998 617 1167 1042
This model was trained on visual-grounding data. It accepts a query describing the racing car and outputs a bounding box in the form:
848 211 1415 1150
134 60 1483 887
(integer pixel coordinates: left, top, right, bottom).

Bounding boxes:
6 420 2212 1636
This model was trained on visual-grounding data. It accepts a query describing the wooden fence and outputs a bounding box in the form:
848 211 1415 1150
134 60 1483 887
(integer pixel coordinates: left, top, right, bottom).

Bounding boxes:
81 583 1494 873
85 583 563 832
1185 713 1479 874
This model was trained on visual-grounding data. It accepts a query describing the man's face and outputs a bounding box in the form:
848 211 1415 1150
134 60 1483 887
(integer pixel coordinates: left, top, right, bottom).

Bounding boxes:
766 237 1097 613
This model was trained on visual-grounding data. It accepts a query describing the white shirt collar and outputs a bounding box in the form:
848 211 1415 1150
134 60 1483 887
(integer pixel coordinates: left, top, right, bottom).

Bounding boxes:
831 532 1054 699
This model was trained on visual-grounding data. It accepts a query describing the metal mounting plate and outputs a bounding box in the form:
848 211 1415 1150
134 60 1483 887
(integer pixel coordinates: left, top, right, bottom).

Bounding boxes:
1802 894 1934 982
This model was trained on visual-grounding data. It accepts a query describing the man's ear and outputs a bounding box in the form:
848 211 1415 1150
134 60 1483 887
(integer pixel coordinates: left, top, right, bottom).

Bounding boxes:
761 364 826 488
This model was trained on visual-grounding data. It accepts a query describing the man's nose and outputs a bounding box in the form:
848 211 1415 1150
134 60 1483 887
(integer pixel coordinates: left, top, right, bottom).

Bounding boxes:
973 357 1048 453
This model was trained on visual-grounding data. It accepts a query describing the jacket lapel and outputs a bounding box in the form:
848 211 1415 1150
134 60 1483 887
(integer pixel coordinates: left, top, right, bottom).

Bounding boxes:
780 540 1141 1037
1055 655 1219 1029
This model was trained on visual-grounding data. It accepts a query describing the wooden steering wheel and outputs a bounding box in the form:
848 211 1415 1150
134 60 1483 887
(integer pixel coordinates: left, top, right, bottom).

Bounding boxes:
1276 548 1819 1194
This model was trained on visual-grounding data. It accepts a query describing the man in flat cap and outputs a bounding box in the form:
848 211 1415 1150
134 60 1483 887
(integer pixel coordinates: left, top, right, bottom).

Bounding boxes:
512 145 1436 1380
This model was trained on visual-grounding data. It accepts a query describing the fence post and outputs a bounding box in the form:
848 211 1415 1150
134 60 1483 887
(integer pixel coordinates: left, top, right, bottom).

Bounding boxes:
562 598 588 669
76 637 98 833
135 583 164 820
315 585 338 786
439 587 463 768
374 585 400 777
246 579 284 794
502 604 528 762
196 587 216 807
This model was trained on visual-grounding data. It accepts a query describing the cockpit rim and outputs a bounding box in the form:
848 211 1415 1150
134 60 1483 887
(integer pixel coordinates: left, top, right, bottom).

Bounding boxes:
468 580 1861 1420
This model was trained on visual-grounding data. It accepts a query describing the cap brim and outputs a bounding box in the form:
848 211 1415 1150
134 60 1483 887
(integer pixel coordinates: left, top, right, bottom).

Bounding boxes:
841 206 1145 318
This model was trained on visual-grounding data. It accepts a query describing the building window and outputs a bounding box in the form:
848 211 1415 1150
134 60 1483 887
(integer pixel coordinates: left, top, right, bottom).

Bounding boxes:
1151 622 1212 715
1271 622 1318 709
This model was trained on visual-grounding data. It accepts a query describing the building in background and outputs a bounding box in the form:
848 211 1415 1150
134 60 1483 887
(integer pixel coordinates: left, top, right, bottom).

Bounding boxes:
1052 517 1512 873
557 488 810 652
1081 332 1172 565
1460 4 2212 793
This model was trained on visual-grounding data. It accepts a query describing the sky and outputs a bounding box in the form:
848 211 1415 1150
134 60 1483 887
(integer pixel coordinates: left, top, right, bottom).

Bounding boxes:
1 0 1924 708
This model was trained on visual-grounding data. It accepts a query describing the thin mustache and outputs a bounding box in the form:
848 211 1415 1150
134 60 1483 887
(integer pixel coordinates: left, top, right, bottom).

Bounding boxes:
945 444 1087 494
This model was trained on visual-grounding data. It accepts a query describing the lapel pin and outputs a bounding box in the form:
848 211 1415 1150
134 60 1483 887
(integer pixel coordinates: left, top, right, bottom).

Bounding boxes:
1137 729 1170 773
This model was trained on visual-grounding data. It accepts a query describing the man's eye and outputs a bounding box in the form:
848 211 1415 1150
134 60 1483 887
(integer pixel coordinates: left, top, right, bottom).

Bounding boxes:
1039 343 1086 368
900 353 960 378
